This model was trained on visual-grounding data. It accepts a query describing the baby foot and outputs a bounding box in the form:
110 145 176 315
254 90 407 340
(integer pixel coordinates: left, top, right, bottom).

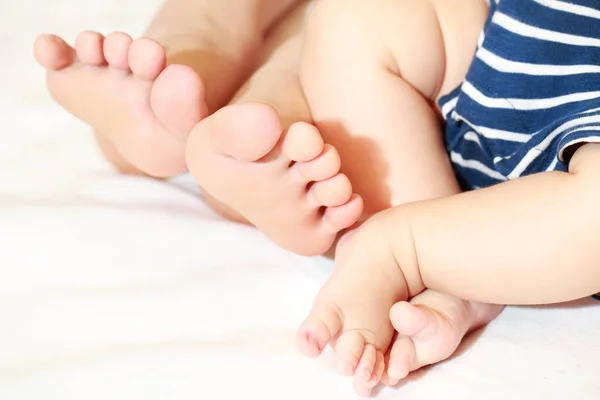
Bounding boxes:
34 32 205 177
384 292 504 384
185 102 363 256
296 226 406 396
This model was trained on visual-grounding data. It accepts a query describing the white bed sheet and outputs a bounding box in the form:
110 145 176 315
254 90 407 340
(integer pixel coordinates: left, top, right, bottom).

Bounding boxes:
1 1 599 399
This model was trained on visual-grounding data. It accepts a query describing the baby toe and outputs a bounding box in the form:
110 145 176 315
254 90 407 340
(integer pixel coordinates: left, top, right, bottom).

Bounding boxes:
296 303 343 358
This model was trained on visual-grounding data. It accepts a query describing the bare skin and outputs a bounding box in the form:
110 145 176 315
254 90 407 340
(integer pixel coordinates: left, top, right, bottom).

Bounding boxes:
184 3 364 255
35 0 303 178
34 0 364 255
296 0 503 395
185 102 364 255
34 32 204 178
179 4 505 386
35 0 504 393
304 141 600 393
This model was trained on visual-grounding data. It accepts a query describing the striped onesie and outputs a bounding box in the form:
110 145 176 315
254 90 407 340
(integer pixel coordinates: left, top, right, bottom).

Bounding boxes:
437 0 600 300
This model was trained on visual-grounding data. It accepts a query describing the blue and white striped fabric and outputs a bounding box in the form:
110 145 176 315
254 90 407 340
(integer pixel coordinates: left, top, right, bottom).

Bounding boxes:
439 0 600 190
439 0 600 300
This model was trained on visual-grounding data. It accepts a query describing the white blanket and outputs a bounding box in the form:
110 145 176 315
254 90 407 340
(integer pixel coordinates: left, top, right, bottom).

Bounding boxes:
1 1 599 399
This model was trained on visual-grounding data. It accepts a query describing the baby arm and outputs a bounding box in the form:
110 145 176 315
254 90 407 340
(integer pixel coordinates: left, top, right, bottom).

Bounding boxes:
382 143 600 305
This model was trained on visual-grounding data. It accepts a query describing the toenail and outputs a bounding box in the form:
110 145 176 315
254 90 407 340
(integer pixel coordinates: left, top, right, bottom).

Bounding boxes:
308 335 322 352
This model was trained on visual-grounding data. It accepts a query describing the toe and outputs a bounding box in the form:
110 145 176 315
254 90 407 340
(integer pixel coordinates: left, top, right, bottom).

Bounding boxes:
296 144 341 181
103 32 133 70
391 295 463 346
296 330 326 358
296 303 343 358
354 344 377 387
389 301 430 337
192 102 283 162
128 37 166 80
353 344 385 397
282 122 324 162
335 331 366 375
387 336 415 381
389 301 446 374
75 31 106 65
151 64 206 138
34 34 75 70
310 173 353 207
370 350 386 387
322 194 363 230
387 293 502 376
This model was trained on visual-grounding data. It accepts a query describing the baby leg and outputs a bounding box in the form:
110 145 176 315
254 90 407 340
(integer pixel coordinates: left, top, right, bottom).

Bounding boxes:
296 0 501 393
185 1 362 255
34 0 302 177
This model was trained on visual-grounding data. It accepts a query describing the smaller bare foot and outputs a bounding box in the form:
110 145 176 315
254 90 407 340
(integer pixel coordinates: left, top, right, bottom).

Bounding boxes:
383 291 504 384
185 102 363 255
295 215 503 397
296 225 405 396
34 32 206 177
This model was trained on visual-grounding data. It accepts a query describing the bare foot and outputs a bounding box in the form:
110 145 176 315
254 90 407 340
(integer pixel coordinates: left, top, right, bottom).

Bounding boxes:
383 292 504 384
185 102 363 256
296 219 503 396
34 32 206 177
296 226 402 396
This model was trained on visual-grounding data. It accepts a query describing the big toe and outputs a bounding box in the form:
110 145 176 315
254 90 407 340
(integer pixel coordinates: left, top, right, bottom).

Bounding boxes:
387 301 463 381
34 34 75 70
296 304 343 358
391 299 469 351
389 301 431 337
151 64 207 139
189 102 284 162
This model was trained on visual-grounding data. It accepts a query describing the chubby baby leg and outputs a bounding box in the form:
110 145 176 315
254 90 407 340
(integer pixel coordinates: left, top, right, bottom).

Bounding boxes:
296 0 499 394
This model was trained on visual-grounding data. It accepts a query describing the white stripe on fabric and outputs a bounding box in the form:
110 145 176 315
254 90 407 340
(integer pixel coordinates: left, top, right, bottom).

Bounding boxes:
508 116 600 178
450 151 508 181
558 133 600 161
455 111 531 142
441 96 459 119
493 12 600 47
463 131 483 147
546 156 559 171
462 81 600 111
533 0 600 20
477 47 600 76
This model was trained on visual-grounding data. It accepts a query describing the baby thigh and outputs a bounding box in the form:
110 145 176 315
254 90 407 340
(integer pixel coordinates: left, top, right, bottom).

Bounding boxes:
300 0 488 213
